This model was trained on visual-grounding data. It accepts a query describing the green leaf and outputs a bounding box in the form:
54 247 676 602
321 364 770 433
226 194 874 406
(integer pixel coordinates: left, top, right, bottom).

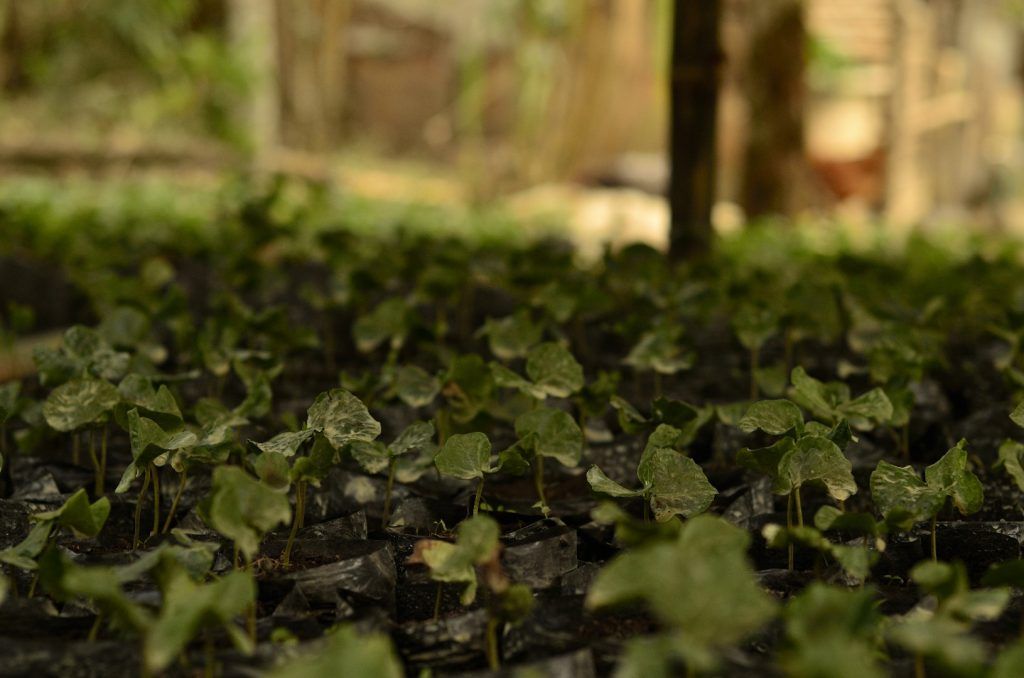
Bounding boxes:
624 327 693 375
736 437 794 485
306 389 381 449
201 466 291 561
637 448 717 521
349 441 390 475
289 435 338 484
412 514 500 605
733 305 777 351
0 381 21 425
393 365 439 408
837 387 893 427
479 311 542 360
144 568 256 672
924 441 984 515
434 432 491 480
444 354 494 422
789 367 838 422
739 399 803 435
268 626 404 678
252 451 291 491
253 429 315 458
587 515 776 664
1012 401 1024 429
778 435 857 501
43 378 120 432
118 374 182 427
390 420 435 457
587 465 642 498
998 440 1024 492
353 298 408 353
33 488 110 538
116 409 197 493
0 521 54 570
526 342 584 397
992 642 1024 678
491 362 546 400
870 461 946 528
515 407 583 467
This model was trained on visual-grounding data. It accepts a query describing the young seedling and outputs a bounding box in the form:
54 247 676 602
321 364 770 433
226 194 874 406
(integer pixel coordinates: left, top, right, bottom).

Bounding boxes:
736 400 858 568
513 406 583 515
353 296 411 365
43 376 120 495
586 515 776 675
268 625 405 678
870 440 982 561
732 304 778 400
490 341 584 401
440 354 496 435
587 424 717 522
788 367 893 431
0 380 20 476
477 309 543 361
255 388 381 565
888 561 1009 678
624 324 694 397
116 408 197 547
350 420 436 527
408 515 534 670
200 465 291 567
0 488 110 594
781 583 883 678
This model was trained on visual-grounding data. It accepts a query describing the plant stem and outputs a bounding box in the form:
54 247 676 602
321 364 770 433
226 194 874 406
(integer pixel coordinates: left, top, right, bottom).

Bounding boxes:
653 371 663 398
786 492 794 570
485 616 500 671
534 455 547 512
795 486 804 527
204 635 215 678
930 515 938 562
283 481 306 568
88 612 103 642
473 476 485 516
151 464 161 537
433 582 443 621
133 467 152 549
749 346 760 400
915 652 925 678
783 327 794 375
162 470 188 534
88 429 101 497
643 498 650 523
72 432 81 466
382 458 397 529
99 424 108 496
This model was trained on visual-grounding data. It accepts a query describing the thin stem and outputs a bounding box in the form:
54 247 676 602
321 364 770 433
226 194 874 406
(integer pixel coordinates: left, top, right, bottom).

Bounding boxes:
151 464 161 538
653 371 663 398
643 498 650 523
99 424 108 496
282 481 305 568
783 327 794 375
72 432 81 466
162 470 188 534
88 613 103 642
534 455 547 513
204 635 216 678
382 458 397 529
473 476 485 516
88 429 101 497
485 616 500 671
786 492 794 571
795 486 804 527
930 515 938 562
433 581 443 621
914 652 925 678
133 467 152 549
297 480 306 529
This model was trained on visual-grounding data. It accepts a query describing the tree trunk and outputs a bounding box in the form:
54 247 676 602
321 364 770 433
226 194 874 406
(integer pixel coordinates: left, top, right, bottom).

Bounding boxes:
227 0 279 161
741 0 808 219
668 0 722 260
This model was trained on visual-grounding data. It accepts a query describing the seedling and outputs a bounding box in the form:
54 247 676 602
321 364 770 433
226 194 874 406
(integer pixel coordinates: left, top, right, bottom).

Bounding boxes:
737 400 857 568
586 515 776 674
624 324 694 396
268 625 404 678
350 420 435 527
477 310 542 361
200 465 291 566
587 424 717 522
43 376 120 494
513 406 583 514
788 367 893 431
870 440 982 561
490 341 584 401
254 388 380 564
409 515 534 670
781 583 883 677
733 304 778 400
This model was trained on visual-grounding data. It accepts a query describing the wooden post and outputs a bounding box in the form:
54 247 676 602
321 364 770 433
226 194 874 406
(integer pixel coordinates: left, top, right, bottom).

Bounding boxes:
668 0 722 260
227 0 279 162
